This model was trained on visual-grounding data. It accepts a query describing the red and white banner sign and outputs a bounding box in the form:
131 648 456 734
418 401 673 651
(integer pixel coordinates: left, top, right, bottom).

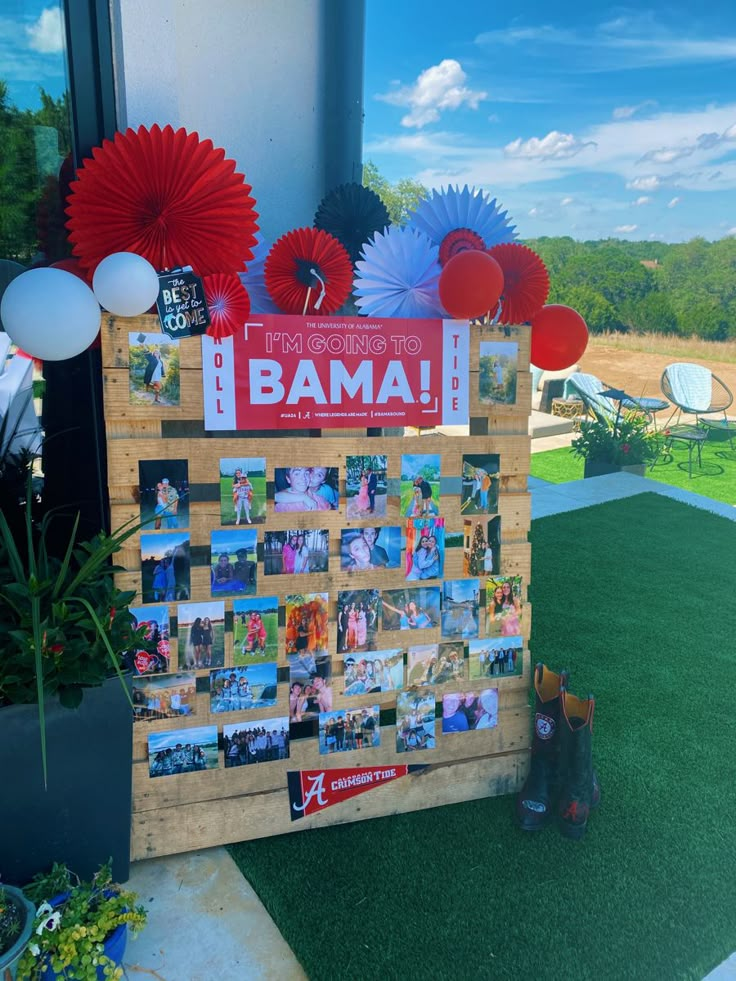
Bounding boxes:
287 764 427 821
202 314 469 430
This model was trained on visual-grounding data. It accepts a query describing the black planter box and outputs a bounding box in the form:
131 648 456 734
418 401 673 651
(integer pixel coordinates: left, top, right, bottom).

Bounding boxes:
0 677 133 886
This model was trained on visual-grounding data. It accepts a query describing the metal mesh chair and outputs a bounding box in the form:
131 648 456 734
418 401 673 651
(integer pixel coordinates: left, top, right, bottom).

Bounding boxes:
661 362 733 423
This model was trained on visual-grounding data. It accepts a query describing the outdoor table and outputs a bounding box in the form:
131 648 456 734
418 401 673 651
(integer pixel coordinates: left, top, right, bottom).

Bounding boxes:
622 396 670 431
699 417 736 450
657 425 708 477
551 396 585 429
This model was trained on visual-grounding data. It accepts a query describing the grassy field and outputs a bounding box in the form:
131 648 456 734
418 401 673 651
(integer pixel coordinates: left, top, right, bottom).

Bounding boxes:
219 475 267 524
588 331 736 364
232 610 279 663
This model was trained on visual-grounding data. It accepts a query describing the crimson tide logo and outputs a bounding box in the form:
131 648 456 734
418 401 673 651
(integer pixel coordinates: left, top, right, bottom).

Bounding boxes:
287 765 427 821
535 712 555 740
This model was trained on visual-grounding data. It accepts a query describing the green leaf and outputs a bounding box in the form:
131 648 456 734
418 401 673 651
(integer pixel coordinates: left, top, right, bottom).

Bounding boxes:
57 685 84 709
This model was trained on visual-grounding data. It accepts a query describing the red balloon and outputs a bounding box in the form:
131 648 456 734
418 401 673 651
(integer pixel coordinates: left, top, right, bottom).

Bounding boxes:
438 249 504 320
530 304 589 371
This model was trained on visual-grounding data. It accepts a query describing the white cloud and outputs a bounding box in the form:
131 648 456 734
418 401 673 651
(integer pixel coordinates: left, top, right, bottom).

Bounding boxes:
26 7 64 54
615 224 638 233
613 100 657 119
667 196 682 208
728 228 736 236
560 196 574 206
504 130 595 160
376 59 486 129
627 176 661 191
634 196 652 205
638 123 736 165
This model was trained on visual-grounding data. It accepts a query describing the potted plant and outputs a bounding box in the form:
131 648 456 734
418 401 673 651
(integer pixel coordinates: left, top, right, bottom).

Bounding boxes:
17 862 147 980
571 410 658 478
0 883 35 980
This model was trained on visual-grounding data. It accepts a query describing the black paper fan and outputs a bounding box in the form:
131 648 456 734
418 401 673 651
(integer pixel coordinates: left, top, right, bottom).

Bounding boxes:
314 183 390 263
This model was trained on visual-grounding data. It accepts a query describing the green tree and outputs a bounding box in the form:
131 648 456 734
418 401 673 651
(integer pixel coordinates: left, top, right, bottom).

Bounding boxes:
547 283 621 334
619 291 681 335
362 161 428 226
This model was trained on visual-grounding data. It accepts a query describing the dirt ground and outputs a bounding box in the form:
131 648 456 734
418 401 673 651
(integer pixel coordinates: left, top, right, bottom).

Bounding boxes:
579 345 736 407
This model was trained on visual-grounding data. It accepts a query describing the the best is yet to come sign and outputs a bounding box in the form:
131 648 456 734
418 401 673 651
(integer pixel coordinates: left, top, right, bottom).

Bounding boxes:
202 314 470 431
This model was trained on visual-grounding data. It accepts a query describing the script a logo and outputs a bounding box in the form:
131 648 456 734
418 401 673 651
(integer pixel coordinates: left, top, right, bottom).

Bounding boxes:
292 772 328 813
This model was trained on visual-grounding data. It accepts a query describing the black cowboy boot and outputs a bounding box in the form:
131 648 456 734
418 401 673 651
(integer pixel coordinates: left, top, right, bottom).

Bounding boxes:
557 686 595 840
515 663 568 831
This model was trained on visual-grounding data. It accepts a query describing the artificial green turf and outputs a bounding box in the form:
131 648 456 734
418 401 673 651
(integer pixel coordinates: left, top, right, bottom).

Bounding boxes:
530 439 736 505
229 495 736 981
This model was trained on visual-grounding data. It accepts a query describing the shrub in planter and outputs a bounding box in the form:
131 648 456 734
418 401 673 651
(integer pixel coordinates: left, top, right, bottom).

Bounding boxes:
571 411 658 472
0 884 35 979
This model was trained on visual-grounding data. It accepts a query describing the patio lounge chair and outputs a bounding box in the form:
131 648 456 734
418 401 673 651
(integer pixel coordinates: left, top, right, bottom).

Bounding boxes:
564 372 618 425
661 361 735 454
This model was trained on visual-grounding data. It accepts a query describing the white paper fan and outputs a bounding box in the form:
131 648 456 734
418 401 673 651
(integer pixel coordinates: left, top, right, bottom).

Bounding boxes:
408 184 517 249
238 231 279 314
353 226 443 318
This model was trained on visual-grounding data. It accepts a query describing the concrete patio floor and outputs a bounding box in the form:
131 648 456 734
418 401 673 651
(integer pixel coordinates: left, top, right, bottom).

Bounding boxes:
122 467 735 980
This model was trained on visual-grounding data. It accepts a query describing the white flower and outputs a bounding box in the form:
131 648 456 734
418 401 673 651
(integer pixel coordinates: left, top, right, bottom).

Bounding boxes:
36 902 54 918
29 943 40 957
36 910 61 934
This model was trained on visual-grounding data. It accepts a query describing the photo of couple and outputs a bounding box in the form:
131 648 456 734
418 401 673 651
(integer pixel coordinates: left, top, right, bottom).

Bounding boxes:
441 579 480 640
210 529 257 596
288 654 333 722
460 454 500 515
264 530 329 576
219 457 267 525
382 587 441 632
345 455 387 517
442 689 499 733
400 453 440 517
406 517 445 581
319 707 381 755
140 532 191 604
337 589 381 652
209 664 277 713
342 650 404 695
177 601 225 669
274 466 338 512
486 576 523 637
469 637 523 679
128 605 170 675
340 526 401 572
233 597 279 663
138 459 189 530
463 516 501 577
396 691 436 753
407 644 464 687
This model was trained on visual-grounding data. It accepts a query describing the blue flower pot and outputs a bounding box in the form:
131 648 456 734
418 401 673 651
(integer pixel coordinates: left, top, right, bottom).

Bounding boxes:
37 892 128 980
0 885 35 980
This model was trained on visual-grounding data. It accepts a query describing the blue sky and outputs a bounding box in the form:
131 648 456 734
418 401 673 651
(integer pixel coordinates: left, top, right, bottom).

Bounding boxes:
364 0 736 242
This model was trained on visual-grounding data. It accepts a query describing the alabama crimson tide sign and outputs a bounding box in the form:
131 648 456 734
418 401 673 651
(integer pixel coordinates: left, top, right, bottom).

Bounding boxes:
287 764 428 820
202 314 469 430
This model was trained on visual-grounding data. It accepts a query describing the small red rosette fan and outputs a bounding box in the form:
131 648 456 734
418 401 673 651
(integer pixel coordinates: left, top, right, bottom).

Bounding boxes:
66 124 259 277
487 243 550 324
438 228 485 266
264 227 353 315
203 273 251 339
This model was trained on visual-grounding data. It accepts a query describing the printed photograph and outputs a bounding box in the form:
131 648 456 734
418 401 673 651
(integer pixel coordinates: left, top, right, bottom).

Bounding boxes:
345 454 387 518
406 644 439 686
233 596 279 663
177 601 226 670
128 332 180 407
140 532 190 604
219 457 267 525
148 725 218 778
133 672 196 722
441 578 480 640
461 454 500 515
340 526 401 572
469 636 523 679
442 689 499 733
223 718 290 767
406 517 445 581
288 654 333 722
274 465 339 512
337 589 381 653
400 453 440 517
264 529 329 576
285 593 329 657
343 649 404 695
210 528 257 596
478 340 518 406
138 460 189 530
128 605 171 675
396 690 436 753
209 663 278 713
486 576 524 637
382 587 441 631
319 706 381 754
463 516 501 577
437 642 467 683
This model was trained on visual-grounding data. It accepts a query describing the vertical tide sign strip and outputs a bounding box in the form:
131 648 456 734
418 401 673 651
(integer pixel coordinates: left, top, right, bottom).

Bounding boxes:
287 765 428 820
201 315 469 431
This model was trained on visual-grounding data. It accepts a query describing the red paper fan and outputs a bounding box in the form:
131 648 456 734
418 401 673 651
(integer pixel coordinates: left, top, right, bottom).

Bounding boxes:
487 243 550 323
439 227 485 266
264 227 353 315
204 273 251 339
66 124 259 277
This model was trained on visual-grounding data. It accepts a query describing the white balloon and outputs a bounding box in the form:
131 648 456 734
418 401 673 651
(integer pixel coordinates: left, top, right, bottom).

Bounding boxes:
0 268 101 361
92 252 160 317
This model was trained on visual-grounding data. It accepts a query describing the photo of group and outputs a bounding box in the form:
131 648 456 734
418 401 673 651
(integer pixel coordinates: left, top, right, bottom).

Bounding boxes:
340 526 401 572
209 663 278 712
128 332 180 407
128 605 171 675
140 532 190 604
442 689 499 733
337 589 380 652
177 601 225 669
274 466 338 512
264 530 329 576
138 460 189 530
396 691 436 753
219 457 267 525
406 517 445 581
441 579 480 640
210 529 257 596
345 455 387 518
460 455 500 515
382 587 441 631
478 340 518 406
400 453 440 516
469 636 523 679
319 706 381 754
463 517 501 577
148 725 218 778
285 593 329 657
486 576 524 637
343 650 404 695
223 718 290 767
406 644 463 686
133 672 196 721
288 653 333 722
233 596 279 663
